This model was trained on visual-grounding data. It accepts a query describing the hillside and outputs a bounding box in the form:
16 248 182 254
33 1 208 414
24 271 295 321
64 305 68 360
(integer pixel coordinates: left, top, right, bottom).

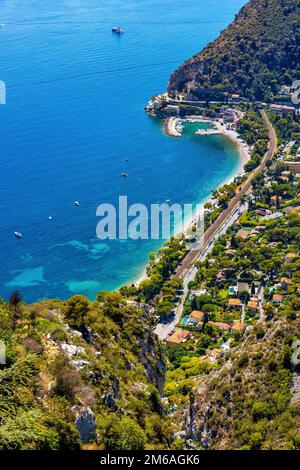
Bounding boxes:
0 293 169 450
168 0 300 101
179 316 300 450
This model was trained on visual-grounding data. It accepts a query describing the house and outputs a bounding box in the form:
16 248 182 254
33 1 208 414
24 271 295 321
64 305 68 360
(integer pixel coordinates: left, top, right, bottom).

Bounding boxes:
216 273 226 284
188 310 205 328
237 281 250 293
231 322 246 333
190 289 207 296
228 298 242 310
255 208 272 216
285 161 300 173
249 228 260 237
280 85 291 95
285 253 298 263
278 176 289 182
166 104 180 114
270 195 282 205
270 104 295 115
208 348 223 362
247 300 259 313
166 328 192 346
208 321 231 331
283 205 300 214
225 249 237 256
230 94 241 102
280 277 292 290
272 294 283 304
236 229 250 240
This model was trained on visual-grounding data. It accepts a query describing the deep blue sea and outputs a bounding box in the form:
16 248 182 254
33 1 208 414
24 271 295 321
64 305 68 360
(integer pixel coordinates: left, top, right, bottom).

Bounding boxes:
0 0 246 302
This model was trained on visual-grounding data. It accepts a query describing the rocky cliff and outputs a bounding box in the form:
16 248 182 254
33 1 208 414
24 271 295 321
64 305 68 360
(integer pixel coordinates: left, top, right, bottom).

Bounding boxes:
0 294 168 450
178 316 300 450
168 0 300 101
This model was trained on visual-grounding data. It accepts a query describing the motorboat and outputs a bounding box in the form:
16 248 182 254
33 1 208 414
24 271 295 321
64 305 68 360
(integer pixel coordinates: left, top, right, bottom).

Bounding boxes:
112 26 124 34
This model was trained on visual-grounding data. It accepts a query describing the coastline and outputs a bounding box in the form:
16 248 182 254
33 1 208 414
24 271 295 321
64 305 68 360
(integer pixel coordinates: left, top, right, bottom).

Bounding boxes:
132 123 251 287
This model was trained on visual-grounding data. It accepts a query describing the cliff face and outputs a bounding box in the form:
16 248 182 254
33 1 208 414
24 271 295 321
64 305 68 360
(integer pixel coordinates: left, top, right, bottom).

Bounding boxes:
0 295 167 450
168 0 300 101
178 317 300 450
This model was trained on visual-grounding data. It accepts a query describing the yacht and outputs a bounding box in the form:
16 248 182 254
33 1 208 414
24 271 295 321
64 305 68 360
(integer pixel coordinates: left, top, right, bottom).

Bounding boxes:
74 201 80 206
112 26 124 34
14 232 23 238
121 172 128 177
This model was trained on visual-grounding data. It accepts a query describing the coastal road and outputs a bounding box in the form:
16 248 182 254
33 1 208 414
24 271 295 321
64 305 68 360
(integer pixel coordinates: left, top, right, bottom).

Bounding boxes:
155 201 248 340
154 112 277 340
174 110 277 280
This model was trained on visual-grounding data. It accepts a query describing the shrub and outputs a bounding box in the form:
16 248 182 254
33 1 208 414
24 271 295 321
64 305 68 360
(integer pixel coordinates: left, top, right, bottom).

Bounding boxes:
101 415 146 450
65 295 89 329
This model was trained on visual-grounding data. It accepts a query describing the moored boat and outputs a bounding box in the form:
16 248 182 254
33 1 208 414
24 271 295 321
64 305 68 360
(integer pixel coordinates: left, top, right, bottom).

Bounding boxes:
112 26 124 34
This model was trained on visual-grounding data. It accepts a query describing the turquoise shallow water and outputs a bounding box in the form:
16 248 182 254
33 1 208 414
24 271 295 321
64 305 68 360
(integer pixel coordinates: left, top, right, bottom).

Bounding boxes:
0 0 246 302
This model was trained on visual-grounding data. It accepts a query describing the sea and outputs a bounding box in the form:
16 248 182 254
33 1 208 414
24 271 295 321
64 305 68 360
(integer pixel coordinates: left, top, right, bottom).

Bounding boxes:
0 0 247 302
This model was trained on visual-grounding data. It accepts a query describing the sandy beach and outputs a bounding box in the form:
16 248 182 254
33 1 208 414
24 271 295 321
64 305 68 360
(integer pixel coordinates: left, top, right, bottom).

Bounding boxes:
133 119 251 287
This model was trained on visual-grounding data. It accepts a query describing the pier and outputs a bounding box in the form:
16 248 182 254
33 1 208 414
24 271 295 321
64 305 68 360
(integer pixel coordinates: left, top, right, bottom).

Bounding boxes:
164 117 183 137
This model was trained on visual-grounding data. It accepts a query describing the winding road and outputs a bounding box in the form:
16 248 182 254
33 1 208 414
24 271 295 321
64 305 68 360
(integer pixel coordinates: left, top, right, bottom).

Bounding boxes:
154 111 277 340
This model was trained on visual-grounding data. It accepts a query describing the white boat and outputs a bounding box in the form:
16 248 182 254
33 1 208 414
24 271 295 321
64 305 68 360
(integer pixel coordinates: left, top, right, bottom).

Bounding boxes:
14 231 22 238
121 172 128 177
74 201 80 206
112 26 124 34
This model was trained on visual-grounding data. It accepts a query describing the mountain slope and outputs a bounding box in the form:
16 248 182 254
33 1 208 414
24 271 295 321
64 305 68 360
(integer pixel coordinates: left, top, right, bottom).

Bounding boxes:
168 0 300 101
0 294 169 450
179 316 300 450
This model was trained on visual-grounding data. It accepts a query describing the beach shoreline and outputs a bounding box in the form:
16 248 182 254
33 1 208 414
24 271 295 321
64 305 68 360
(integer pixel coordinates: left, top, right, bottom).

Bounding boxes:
132 120 251 287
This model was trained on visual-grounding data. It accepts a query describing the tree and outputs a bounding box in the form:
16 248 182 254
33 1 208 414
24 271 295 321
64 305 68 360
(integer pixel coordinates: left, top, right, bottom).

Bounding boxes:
9 291 22 310
9 290 23 329
102 416 146 450
65 295 89 329
96 290 109 302
52 356 80 400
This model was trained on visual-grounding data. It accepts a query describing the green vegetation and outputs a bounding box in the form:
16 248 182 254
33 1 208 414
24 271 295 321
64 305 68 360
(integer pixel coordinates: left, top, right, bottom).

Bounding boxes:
139 238 186 302
237 111 269 171
168 0 300 101
0 292 170 450
268 111 300 144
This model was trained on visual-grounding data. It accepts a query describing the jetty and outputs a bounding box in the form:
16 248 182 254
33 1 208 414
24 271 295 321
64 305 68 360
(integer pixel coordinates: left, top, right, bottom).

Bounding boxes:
164 117 183 137
195 128 221 136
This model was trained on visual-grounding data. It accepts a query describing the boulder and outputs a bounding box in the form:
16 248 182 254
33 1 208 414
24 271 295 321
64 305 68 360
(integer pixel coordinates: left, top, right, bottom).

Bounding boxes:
73 406 96 443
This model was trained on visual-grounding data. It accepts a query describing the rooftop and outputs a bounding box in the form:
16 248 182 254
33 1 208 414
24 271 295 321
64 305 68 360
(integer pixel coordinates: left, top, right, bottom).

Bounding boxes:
247 300 258 309
231 322 246 332
236 229 250 240
281 277 292 284
166 328 191 345
189 310 205 322
273 294 283 302
208 321 231 331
